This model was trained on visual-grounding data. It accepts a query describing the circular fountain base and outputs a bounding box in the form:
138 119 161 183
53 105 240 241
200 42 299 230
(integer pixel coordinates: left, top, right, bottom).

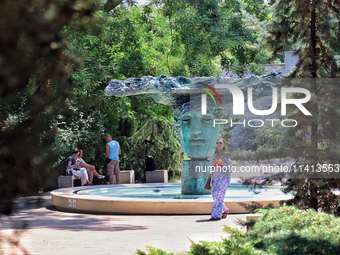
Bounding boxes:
51 183 292 214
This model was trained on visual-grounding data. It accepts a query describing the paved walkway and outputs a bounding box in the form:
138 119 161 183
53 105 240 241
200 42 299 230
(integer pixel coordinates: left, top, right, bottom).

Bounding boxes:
0 193 247 255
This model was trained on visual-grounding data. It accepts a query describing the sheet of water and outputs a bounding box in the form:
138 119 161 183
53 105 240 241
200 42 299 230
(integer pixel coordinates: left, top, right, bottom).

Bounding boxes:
76 185 289 201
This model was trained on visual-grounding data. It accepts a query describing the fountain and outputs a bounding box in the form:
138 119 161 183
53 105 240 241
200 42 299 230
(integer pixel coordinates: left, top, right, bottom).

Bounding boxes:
51 75 292 214
103 75 281 195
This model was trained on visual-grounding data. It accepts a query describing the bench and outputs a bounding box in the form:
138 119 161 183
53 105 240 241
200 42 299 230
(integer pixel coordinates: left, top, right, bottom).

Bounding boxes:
146 170 168 183
113 170 135 184
58 170 135 187
57 168 86 188
58 175 82 188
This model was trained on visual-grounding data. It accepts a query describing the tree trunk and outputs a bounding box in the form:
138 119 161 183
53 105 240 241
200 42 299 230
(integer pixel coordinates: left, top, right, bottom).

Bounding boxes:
104 0 123 12
310 181 318 210
311 1 317 78
309 1 318 211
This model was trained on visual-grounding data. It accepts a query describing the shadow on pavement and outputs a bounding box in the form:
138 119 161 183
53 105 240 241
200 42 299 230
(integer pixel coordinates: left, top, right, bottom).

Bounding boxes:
1 197 149 232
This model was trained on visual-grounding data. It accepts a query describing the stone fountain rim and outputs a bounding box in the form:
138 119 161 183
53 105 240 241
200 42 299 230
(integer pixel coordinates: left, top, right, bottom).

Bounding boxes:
51 182 289 214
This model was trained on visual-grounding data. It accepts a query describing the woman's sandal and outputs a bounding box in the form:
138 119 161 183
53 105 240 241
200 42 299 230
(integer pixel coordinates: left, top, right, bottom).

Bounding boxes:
209 217 222 221
98 175 105 179
222 209 229 219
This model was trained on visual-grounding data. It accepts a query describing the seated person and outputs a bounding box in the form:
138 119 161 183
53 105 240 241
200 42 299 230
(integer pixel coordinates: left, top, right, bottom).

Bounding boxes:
67 148 92 185
77 149 105 183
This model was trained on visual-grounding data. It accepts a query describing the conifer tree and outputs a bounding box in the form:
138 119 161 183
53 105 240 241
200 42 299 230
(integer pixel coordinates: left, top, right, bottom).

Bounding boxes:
266 0 340 213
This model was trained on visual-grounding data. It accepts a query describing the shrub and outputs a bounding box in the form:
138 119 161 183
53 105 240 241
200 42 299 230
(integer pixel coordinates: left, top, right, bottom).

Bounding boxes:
137 205 340 254
246 205 340 254
137 247 174 255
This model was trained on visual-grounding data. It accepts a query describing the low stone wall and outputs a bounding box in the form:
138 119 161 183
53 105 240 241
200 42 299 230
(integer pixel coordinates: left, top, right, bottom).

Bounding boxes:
58 175 82 188
146 170 168 183
113 170 135 184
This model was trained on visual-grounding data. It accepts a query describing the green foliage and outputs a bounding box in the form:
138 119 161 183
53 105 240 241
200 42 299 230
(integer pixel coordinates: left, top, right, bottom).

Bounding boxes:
137 246 174 255
277 81 340 212
232 123 288 157
149 0 269 77
137 206 340 254
187 238 253 255
267 0 340 78
238 201 276 214
0 0 99 212
230 122 291 170
0 0 276 200
138 229 255 255
52 107 108 170
58 7 180 181
282 178 340 215
52 94 179 182
234 217 259 231
55 0 272 183
247 205 340 254
260 0 340 213
124 119 184 182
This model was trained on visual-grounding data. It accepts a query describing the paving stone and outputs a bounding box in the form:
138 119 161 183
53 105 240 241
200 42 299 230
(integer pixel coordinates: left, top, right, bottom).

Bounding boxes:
0 193 247 255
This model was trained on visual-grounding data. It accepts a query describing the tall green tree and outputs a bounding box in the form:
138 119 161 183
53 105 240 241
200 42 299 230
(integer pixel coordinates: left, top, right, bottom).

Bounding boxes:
149 0 270 77
59 8 177 180
0 0 102 215
266 0 340 213
55 0 273 182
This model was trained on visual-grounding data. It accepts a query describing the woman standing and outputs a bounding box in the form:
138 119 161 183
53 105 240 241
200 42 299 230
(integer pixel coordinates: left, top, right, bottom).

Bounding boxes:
210 138 232 220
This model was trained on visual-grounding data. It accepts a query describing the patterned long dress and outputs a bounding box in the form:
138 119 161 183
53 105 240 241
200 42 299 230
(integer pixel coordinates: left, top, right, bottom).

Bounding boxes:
210 153 232 219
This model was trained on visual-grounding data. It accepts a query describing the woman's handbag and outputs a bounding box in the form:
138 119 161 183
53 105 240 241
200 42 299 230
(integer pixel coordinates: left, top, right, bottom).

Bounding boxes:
204 174 211 190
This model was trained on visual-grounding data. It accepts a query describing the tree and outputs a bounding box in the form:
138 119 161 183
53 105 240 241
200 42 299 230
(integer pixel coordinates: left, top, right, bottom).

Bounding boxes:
49 0 274 184
60 1 267 181
59 7 177 181
127 119 184 181
0 0 110 215
266 0 340 212
149 0 271 77
104 0 127 12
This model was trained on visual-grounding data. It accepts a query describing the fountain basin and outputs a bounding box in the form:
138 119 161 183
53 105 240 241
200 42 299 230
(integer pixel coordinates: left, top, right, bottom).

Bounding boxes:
51 183 292 214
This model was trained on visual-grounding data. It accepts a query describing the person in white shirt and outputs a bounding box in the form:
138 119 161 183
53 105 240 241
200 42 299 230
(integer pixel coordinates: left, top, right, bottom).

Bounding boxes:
77 149 105 183
66 148 91 186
